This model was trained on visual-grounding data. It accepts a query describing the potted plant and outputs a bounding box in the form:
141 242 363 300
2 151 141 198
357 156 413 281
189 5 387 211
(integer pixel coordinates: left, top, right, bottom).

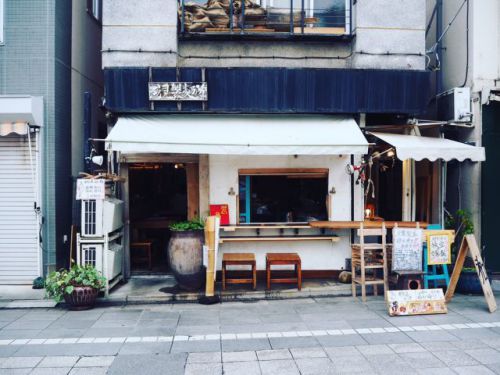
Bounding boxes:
445 209 489 294
45 265 105 310
168 218 205 290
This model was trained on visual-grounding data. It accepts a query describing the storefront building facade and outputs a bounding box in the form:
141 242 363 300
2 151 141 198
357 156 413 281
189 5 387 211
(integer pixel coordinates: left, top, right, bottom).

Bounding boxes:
101 0 483 278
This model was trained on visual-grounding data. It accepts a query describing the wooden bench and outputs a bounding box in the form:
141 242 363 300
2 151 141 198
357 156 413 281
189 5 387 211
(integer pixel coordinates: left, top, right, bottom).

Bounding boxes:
266 253 302 291
222 253 256 291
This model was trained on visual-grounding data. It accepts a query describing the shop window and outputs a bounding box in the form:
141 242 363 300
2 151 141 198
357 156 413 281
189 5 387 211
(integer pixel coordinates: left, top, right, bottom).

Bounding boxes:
179 0 351 37
238 169 329 223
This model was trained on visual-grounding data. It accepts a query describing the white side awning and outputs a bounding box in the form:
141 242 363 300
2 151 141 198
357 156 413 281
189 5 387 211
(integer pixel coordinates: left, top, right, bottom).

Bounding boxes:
370 132 485 162
105 115 369 155
0 96 44 136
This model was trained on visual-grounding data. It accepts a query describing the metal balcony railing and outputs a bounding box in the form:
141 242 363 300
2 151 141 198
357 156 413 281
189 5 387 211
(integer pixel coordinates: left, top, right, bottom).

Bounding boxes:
179 0 353 38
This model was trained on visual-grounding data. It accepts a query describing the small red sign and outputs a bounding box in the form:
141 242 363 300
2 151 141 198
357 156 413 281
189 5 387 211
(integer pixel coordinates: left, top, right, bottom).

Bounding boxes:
210 204 230 225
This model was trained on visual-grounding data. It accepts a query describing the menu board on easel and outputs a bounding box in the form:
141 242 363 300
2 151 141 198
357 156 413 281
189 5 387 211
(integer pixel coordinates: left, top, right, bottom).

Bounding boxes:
392 228 424 271
427 231 452 265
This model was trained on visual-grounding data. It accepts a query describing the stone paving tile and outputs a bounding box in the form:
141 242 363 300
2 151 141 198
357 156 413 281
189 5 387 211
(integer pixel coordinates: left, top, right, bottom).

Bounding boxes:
323 345 360 357
388 343 426 353
453 339 492 350
3 321 53 331
289 347 326 359
452 365 496 374
356 343 394 355
268 336 320 350
316 334 368 347
30 368 71 375
466 348 500 365
0 369 31 374
0 356 42 368
416 368 456 375
486 362 500 375
68 367 108 375
0 330 42 340
482 338 500 350
295 357 335 375
256 349 292 361
451 328 500 340
74 355 115 367
185 362 223 375
330 355 375 374
405 331 459 343
223 361 261 375
37 356 79 368
399 351 447 369
108 353 187 375
13 344 122 357
432 349 480 367
187 351 221 363
222 351 257 362
222 339 271 352
170 340 221 353
360 332 414 345
119 342 170 355
259 359 300 375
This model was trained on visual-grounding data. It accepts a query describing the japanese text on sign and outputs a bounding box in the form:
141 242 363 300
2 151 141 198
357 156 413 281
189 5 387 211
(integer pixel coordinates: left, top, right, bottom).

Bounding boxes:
76 179 105 200
428 234 451 265
392 228 423 271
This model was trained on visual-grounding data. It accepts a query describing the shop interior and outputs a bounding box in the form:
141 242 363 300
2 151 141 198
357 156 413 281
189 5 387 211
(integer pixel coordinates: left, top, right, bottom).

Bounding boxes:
129 163 187 274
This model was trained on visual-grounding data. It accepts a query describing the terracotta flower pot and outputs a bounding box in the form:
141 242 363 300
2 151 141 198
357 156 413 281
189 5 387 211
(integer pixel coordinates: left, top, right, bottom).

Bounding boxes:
63 286 99 311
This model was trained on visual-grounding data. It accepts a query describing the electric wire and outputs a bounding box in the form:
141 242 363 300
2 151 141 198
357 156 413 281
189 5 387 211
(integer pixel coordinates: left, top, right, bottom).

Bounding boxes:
460 0 469 87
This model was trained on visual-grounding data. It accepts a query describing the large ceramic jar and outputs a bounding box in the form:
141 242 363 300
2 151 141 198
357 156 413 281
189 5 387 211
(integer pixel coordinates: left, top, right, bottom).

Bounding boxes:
168 230 205 290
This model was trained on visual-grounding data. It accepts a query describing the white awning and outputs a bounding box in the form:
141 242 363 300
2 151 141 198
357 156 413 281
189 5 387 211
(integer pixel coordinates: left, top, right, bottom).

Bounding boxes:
0 96 44 136
105 115 369 155
371 132 485 162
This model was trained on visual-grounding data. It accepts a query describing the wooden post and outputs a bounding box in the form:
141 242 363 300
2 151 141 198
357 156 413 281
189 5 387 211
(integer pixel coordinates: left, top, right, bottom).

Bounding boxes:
186 163 200 220
204 216 220 297
445 234 497 313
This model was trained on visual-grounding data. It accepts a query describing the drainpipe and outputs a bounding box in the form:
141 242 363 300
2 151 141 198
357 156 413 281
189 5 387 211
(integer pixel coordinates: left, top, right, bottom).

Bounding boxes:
436 0 443 95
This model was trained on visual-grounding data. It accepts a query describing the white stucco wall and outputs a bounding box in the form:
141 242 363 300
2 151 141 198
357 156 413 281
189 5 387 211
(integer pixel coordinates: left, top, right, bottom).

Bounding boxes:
209 154 362 270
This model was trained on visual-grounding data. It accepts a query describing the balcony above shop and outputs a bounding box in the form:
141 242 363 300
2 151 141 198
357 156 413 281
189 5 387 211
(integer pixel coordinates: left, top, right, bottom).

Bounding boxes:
178 0 354 40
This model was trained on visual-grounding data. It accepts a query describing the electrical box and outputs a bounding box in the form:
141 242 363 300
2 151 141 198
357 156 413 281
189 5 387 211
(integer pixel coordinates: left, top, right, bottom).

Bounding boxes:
437 87 472 123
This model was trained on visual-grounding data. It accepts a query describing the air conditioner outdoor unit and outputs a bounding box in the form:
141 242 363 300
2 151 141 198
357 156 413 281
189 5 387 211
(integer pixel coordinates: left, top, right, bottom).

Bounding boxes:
81 197 124 237
437 87 472 124
79 238 123 287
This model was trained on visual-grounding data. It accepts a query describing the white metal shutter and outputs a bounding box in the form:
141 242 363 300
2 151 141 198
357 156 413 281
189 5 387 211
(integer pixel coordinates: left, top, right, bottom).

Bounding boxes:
0 135 39 284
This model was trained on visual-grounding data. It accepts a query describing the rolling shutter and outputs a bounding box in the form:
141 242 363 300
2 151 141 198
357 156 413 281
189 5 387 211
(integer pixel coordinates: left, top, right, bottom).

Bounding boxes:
0 135 40 284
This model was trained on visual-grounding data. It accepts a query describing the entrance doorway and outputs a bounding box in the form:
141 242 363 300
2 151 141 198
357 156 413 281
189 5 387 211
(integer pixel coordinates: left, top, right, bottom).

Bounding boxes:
128 163 188 274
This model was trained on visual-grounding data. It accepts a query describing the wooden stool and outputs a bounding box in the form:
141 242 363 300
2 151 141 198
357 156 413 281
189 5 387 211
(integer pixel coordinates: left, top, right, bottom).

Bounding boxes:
222 253 256 290
266 253 302 291
131 241 153 270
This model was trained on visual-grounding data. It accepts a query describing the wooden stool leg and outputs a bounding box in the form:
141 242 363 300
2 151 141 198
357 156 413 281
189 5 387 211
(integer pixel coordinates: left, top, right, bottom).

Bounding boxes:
252 262 256 290
361 252 367 302
222 262 226 291
373 284 378 296
297 261 302 291
266 260 271 290
352 266 356 297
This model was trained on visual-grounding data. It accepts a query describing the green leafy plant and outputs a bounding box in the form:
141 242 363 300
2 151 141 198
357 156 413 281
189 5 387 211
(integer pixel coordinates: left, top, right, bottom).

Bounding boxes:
45 265 106 303
32 277 45 290
445 209 475 267
169 218 205 231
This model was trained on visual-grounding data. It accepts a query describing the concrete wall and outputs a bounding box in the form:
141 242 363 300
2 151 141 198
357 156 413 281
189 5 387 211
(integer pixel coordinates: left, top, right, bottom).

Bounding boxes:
71 1 105 177
103 0 426 71
209 155 363 270
102 0 178 67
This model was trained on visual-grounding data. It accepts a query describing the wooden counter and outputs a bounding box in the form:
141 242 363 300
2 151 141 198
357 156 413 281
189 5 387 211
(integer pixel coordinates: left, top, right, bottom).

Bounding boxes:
308 221 428 229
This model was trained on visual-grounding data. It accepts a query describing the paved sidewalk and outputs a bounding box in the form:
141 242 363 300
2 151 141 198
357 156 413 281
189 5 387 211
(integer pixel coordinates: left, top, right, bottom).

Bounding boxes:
0 295 499 374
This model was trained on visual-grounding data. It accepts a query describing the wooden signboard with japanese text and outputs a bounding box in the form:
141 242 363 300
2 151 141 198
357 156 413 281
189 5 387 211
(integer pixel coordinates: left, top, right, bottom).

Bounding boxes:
387 289 447 316
427 231 453 265
445 234 497 313
392 228 424 272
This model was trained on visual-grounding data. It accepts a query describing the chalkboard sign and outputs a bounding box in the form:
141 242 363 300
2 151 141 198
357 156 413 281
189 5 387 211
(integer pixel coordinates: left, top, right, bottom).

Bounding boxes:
387 288 447 316
427 232 452 265
392 228 423 271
